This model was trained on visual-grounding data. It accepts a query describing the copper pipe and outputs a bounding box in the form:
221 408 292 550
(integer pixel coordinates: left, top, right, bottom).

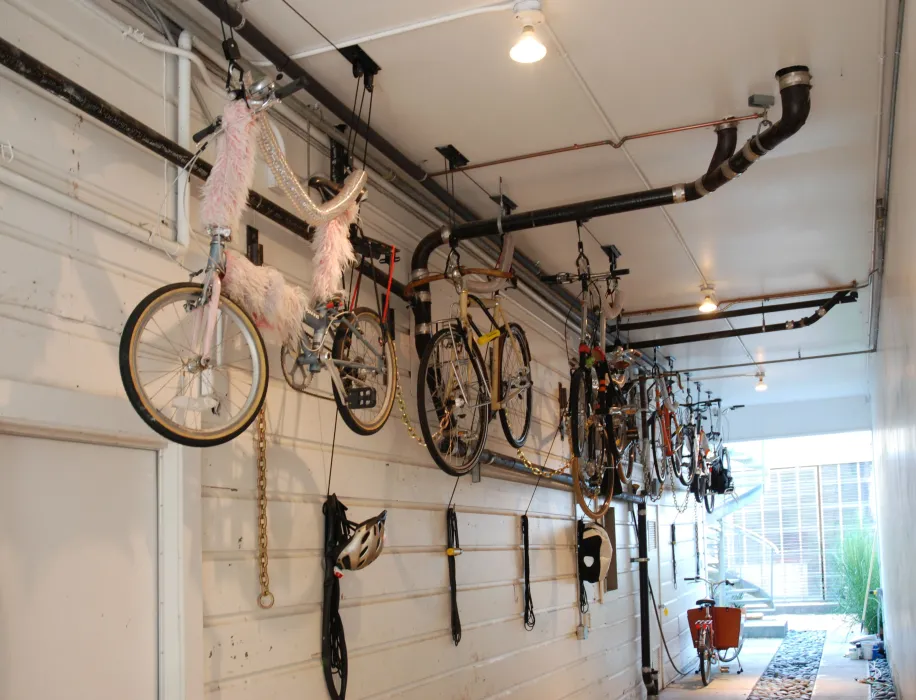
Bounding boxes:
429 113 763 177
622 282 859 318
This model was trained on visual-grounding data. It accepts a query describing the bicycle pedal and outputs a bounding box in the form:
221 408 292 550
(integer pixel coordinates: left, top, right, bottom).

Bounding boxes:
346 386 377 409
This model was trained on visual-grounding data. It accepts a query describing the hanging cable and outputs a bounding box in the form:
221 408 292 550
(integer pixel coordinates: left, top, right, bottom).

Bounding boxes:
521 475 542 630
446 477 462 645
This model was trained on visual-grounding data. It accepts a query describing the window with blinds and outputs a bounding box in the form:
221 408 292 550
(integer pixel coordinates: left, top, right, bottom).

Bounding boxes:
727 460 875 602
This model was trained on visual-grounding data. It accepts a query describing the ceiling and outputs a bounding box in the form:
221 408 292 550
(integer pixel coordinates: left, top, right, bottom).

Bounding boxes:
177 0 888 410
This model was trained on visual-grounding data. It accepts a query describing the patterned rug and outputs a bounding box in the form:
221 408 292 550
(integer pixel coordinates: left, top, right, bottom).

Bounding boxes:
746 630 827 700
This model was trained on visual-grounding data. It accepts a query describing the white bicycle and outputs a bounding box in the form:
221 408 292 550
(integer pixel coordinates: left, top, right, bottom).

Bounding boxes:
119 77 396 446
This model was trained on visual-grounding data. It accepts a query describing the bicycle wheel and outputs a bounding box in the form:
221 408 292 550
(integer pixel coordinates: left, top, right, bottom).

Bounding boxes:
417 326 490 476
573 420 612 519
704 485 716 514
618 435 639 486
648 413 669 485
678 424 697 486
699 641 713 686
694 470 709 504
498 322 532 448
569 368 590 458
331 307 396 436
120 282 268 447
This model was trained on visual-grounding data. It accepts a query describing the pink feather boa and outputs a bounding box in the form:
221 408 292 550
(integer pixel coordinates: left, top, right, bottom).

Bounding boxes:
310 204 358 302
199 100 256 232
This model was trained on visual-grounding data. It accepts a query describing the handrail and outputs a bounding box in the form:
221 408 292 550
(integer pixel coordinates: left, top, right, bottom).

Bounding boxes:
725 521 781 555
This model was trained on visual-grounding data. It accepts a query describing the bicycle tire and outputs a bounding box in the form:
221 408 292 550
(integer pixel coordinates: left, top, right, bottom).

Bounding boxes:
331 307 396 436
700 645 713 686
120 282 269 447
573 419 613 519
617 422 638 486
569 368 590 458
697 630 713 686
498 322 532 448
649 413 669 485
679 424 697 486
704 487 716 514
417 326 489 476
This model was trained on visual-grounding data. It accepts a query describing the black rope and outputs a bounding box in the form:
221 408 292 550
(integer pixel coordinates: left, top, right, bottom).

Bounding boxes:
325 409 340 498
521 514 535 630
447 505 461 645
577 520 589 614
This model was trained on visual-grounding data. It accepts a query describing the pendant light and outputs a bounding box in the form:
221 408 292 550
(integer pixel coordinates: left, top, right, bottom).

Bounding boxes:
755 372 768 392
698 285 718 313
510 1 546 64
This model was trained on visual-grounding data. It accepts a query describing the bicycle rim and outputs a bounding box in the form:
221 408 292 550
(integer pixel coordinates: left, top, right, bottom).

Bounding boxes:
498 322 532 448
569 369 589 458
120 282 268 447
331 308 396 435
574 422 612 519
417 327 489 476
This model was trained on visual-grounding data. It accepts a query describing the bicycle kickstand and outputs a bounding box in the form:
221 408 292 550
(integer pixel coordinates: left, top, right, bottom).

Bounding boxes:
736 656 744 675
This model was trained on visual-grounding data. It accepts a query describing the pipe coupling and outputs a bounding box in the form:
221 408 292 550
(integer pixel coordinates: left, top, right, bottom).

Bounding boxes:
776 66 812 90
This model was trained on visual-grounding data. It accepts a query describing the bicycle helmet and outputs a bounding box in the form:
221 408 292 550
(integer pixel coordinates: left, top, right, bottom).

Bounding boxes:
578 521 613 583
335 510 387 571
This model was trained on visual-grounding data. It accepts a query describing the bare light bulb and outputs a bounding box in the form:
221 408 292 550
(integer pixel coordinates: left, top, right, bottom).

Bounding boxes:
698 285 718 313
510 25 546 63
755 374 768 392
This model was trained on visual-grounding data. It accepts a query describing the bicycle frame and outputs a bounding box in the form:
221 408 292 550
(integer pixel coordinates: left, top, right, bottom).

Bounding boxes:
456 285 527 413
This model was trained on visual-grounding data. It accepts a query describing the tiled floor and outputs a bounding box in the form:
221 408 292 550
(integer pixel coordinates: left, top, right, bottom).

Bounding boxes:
660 615 872 700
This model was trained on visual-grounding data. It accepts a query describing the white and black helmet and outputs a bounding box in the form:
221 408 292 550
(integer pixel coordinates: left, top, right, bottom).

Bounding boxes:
335 510 387 571
578 520 613 583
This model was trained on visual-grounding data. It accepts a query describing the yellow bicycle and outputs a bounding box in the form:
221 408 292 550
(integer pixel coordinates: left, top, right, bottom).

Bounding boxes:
408 264 532 476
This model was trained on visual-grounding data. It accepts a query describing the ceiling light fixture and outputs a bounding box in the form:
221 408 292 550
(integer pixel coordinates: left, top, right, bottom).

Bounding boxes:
698 285 718 313
510 1 546 64
755 373 768 392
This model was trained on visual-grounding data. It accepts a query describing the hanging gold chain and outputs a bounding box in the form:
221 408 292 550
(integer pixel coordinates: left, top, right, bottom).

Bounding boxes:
516 447 571 479
393 354 427 446
255 408 274 609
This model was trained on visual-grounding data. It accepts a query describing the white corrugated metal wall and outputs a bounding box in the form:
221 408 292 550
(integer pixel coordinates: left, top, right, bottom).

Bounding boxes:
0 0 709 697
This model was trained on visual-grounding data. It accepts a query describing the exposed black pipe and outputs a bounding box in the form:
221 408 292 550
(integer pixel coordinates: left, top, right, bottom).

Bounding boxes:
619 292 858 332
637 503 658 698
707 121 738 174
410 66 812 359
192 0 480 223
627 290 853 349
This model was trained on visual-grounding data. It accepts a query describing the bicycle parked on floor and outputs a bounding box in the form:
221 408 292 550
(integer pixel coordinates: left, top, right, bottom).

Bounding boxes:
685 576 745 685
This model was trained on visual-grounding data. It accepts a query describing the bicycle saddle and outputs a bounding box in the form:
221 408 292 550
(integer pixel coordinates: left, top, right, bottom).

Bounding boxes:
696 598 716 607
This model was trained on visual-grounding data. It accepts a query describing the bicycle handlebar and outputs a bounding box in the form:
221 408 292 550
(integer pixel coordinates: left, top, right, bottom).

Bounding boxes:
192 79 307 145
539 269 628 286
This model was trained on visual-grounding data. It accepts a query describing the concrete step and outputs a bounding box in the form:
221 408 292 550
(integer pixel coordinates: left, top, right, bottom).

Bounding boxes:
744 619 788 638
737 602 775 612
772 601 838 615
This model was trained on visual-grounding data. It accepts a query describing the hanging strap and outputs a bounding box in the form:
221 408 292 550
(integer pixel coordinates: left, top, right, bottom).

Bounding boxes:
577 520 589 614
521 515 535 630
322 495 348 699
446 506 462 645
